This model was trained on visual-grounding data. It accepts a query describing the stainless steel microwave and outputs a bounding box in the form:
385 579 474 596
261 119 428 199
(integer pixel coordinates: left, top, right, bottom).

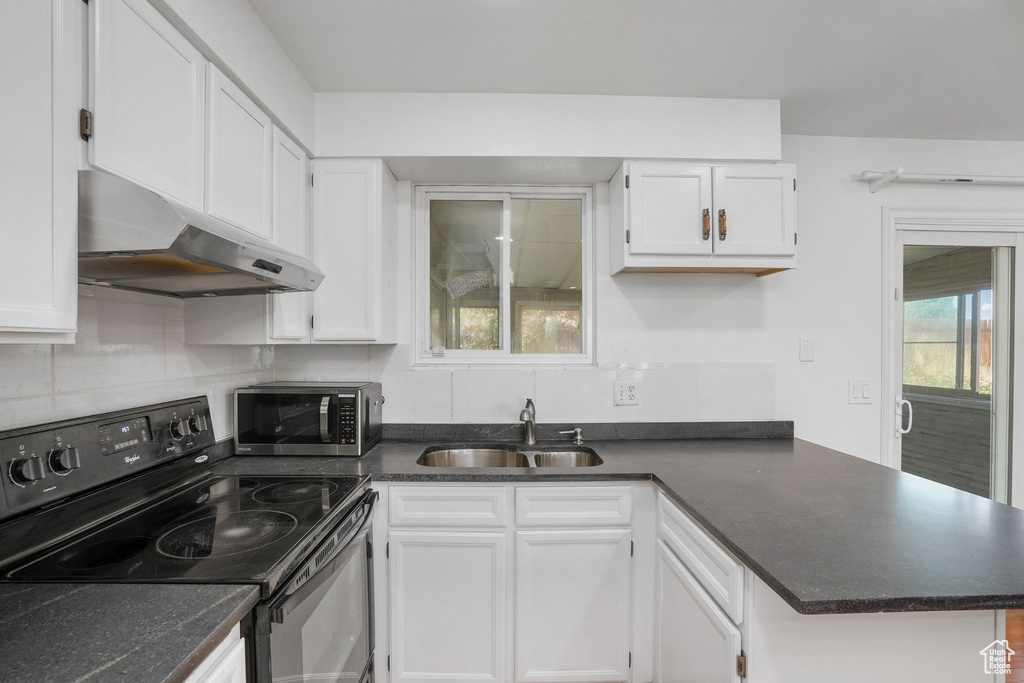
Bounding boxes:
234 382 384 456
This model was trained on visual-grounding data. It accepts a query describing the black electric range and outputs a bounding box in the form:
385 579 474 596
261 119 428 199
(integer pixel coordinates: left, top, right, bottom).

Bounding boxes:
4 474 365 595
0 397 378 683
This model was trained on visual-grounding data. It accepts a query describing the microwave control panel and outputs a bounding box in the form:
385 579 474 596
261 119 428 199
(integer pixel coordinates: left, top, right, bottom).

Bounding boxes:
337 395 358 445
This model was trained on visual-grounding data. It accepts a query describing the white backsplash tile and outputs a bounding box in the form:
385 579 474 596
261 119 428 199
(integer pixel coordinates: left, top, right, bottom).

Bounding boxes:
697 362 775 421
275 345 371 381
451 370 536 423
534 369 618 423
627 364 699 421
55 294 165 393
0 396 55 431
1 288 274 436
0 345 53 400
376 370 452 423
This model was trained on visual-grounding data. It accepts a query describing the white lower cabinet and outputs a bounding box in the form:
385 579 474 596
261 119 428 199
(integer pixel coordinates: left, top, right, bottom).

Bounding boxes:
381 484 634 683
378 482 1004 683
388 530 506 683
183 626 246 683
515 529 632 683
654 540 741 683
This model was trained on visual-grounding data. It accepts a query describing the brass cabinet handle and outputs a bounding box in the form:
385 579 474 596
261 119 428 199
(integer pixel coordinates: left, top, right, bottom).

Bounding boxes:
702 209 711 240
718 209 727 241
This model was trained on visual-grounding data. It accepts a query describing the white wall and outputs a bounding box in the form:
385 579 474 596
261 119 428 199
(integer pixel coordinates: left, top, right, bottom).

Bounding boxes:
314 93 781 161
278 134 1024 463
0 286 273 439
149 0 315 151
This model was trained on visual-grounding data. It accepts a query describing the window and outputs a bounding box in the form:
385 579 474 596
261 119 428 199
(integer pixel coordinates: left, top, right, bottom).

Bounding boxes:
903 288 992 396
417 187 593 364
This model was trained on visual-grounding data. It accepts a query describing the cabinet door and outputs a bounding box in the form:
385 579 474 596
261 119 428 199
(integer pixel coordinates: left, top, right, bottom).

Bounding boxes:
712 164 796 257
90 0 205 208
516 529 631 682
184 638 246 683
389 531 506 683
627 162 713 256
206 65 273 239
654 540 741 683
270 127 310 340
0 0 78 342
312 159 380 342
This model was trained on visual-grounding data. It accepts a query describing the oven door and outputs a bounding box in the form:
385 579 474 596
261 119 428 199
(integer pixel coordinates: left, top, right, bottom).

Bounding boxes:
255 490 376 683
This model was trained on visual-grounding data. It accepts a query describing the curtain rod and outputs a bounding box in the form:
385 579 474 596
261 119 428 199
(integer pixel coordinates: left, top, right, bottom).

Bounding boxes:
859 168 1024 193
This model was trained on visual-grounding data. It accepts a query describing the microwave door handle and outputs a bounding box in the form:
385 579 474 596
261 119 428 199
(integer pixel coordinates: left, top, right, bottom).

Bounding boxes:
319 396 332 443
269 491 378 623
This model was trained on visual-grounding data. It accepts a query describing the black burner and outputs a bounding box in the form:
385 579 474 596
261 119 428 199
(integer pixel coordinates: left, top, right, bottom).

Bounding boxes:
7 474 365 589
57 537 150 570
156 510 298 559
199 477 261 500
253 480 339 504
138 503 216 529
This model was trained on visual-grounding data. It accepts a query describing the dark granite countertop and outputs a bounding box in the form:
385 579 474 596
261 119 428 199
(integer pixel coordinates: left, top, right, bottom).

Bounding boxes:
214 435 1024 615
0 582 258 683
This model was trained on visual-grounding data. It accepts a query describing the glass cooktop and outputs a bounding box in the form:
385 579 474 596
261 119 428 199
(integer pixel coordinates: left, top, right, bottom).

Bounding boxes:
6 475 366 590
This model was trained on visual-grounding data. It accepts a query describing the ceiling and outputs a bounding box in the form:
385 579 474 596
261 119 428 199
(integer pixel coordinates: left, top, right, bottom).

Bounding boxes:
247 0 1024 141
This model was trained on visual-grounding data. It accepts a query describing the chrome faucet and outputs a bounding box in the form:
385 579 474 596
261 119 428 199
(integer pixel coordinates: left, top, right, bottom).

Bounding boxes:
519 399 536 445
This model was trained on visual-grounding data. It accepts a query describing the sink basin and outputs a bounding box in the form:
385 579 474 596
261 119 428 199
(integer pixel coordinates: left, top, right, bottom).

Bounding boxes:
532 450 603 467
417 448 529 468
416 446 603 468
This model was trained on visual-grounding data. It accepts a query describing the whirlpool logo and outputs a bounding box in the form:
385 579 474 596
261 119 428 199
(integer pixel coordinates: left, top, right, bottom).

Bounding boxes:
123 454 140 465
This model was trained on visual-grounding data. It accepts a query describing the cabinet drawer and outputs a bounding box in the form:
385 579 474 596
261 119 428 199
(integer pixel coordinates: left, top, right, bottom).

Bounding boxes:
390 486 507 527
657 492 744 623
516 486 632 527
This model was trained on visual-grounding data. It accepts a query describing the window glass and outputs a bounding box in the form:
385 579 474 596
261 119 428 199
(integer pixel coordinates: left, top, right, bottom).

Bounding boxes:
425 193 586 359
979 289 993 394
903 296 958 388
429 200 503 351
510 199 583 354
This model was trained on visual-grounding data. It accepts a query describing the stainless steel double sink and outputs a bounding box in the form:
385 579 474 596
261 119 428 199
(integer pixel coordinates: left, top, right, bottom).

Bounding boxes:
417 445 603 468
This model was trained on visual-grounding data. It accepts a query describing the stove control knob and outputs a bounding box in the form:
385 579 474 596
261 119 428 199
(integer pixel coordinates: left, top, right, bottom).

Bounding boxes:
168 419 192 441
49 446 81 473
188 414 208 435
10 456 47 484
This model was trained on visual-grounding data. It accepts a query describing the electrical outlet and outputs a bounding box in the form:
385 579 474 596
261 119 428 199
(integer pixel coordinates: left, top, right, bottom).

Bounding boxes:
614 381 639 406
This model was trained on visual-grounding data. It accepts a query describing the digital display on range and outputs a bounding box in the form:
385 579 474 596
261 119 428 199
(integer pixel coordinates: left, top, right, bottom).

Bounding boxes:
99 417 151 456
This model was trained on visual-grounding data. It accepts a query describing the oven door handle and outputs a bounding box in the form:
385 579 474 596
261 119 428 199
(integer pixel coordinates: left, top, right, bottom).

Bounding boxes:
319 396 332 443
269 490 377 623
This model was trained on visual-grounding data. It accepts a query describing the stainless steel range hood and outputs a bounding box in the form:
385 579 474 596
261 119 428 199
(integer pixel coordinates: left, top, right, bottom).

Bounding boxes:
78 170 323 298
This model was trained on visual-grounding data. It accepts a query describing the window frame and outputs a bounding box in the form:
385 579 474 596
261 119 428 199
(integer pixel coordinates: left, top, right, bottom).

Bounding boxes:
902 286 991 399
414 185 595 366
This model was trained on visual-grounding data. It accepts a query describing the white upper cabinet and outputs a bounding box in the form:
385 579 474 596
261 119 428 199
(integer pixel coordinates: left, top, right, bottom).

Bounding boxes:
312 159 398 344
205 65 273 239
712 165 796 258
0 0 79 343
626 163 713 257
90 0 206 208
269 127 311 341
184 125 309 345
611 161 797 275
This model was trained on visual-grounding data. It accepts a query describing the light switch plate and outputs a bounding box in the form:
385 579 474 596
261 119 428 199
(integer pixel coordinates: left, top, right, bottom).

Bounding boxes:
849 378 873 404
614 381 639 406
799 338 815 362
